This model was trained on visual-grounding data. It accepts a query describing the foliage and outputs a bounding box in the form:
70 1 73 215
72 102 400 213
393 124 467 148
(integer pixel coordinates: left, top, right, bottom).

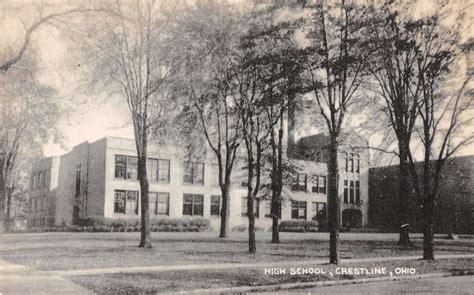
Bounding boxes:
278 220 319 232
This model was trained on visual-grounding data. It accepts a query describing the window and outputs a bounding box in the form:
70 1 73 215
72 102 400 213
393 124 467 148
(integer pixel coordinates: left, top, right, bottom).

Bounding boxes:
183 161 205 185
147 159 158 182
311 202 326 220
355 181 360 203
345 153 349 172
115 155 127 179
343 180 348 203
356 156 360 173
125 191 139 214
114 155 138 180
127 157 138 180
41 170 47 188
114 190 126 213
349 181 355 203
211 164 220 187
349 154 354 173
210 195 221 216
149 192 169 215
312 175 326 194
75 164 81 197
158 159 170 183
183 194 203 216
291 201 307 220
292 173 307 192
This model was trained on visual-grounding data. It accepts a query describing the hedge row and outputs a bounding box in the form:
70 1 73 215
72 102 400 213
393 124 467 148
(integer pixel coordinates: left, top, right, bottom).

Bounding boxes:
24 216 212 233
279 220 319 232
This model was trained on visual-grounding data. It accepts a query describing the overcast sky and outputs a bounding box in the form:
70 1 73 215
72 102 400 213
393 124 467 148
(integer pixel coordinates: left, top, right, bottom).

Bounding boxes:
1 0 473 164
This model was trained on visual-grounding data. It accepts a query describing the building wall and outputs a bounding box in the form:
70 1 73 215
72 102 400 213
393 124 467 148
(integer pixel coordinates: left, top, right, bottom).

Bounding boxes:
368 155 474 234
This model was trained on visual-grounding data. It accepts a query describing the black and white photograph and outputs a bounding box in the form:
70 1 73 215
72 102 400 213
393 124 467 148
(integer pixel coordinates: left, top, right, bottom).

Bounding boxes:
0 0 473 294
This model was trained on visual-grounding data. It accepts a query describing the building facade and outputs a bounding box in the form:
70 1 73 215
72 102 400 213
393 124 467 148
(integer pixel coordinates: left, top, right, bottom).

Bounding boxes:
27 133 370 230
368 155 474 234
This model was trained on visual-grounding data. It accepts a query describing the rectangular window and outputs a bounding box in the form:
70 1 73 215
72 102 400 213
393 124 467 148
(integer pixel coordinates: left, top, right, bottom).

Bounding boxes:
158 192 170 215
115 155 127 179
355 181 360 204
210 195 221 216
345 154 349 172
183 161 204 185
126 191 139 214
349 154 354 173
147 159 159 182
241 196 248 217
343 180 348 203
349 181 355 203
318 176 326 194
75 164 81 197
211 164 220 187
356 156 360 173
127 157 138 180
291 201 307 220
158 159 170 183
42 170 47 188
182 194 203 216
293 173 307 192
149 192 158 215
114 190 126 213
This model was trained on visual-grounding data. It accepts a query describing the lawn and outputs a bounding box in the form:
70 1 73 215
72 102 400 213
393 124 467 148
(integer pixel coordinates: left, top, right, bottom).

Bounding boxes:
1 231 472 272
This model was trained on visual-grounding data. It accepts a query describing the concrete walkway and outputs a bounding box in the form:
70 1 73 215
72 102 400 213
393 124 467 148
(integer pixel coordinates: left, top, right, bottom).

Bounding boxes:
0 260 94 295
46 253 474 277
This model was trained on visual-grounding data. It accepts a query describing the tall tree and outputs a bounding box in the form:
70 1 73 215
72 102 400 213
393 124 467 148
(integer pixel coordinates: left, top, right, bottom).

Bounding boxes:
78 0 177 248
411 17 472 259
303 0 377 263
1 49 62 231
175 1 243 238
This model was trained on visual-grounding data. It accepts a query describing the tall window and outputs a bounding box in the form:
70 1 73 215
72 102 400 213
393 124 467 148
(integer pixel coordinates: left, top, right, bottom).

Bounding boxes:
356 156 360 173
75 164 81 197
114 190 126 213
210 164 219 187
183 162 204 185
158 159 170 183
147 159 158 182
312 175 326 194
264 201 271 218
38 172 43 189
183 194 204 216
241 196 259 217
345 153 349 172
210 195 221 216
147 159 170 183
292 173 307 192
349 154 354 173
355 181 360 204
349 180 355 203
125 191 139 214
149 192 169 215
343 180 348 203
115 155 138 180
291 201 307 220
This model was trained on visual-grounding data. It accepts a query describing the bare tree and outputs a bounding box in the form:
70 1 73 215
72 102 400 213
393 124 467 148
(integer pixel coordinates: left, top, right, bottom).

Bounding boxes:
303 0 377 264
78 0 178 248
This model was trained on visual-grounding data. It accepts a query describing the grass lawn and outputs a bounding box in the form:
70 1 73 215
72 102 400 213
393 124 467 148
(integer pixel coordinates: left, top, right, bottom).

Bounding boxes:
1 231 472 271
68 258 474 294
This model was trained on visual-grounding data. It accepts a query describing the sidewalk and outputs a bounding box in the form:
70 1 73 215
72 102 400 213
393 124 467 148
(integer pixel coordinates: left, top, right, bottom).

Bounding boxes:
46 253 474 277
0 260 93 295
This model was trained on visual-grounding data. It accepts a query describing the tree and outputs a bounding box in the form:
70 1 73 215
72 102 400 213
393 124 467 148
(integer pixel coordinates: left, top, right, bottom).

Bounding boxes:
175 1 243 238
1 49 62 231
303 0 377 263
411 19 472 259
78 0 178 248
369 3 426 247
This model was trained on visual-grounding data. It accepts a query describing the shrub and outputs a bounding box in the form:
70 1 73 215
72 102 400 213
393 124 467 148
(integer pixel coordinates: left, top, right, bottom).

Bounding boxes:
231 224 266 232
279 220 319 233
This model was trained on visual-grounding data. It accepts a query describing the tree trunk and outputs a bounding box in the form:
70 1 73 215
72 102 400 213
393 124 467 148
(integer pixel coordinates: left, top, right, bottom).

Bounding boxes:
3 187 12 232
422 199 435 260
398 141 412 247
270 129 280 244
138 155 152 248
219 181 230 238
327 136 340 264
248 195 256 253
271 199 280 243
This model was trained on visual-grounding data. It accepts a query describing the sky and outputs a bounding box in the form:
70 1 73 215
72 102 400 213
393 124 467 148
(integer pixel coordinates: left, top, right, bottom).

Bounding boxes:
1 0 473 164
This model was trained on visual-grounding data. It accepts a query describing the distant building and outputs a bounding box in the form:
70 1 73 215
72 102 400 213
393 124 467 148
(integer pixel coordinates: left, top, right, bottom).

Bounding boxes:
27 132 370 230
368 155 474 234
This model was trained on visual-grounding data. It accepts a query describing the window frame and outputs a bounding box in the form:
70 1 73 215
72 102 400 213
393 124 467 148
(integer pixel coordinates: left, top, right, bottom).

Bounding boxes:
291 200 307 220
183 161 205 185
182 194 204 216
210 195 221 216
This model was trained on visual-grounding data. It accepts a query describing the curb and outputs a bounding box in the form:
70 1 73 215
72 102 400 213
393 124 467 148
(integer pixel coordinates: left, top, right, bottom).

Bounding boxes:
167 271 474 294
